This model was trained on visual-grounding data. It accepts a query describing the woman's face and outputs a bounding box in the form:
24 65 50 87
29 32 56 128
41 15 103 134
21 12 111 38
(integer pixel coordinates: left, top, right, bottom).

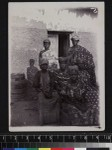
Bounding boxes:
40 64 48 71
43 42 50 50
69 67 79 81
71 39 79 46
30 61 34 66
70 73 78 81
60 63 66 71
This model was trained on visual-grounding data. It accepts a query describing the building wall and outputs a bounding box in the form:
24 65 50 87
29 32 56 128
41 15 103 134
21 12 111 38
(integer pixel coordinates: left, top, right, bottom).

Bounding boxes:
10 19 97 81
48 34 59 58
10 26 47 77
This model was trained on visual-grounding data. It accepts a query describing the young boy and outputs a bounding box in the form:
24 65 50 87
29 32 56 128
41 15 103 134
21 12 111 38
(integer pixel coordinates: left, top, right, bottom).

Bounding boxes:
33 58 60 125
27 59 38 85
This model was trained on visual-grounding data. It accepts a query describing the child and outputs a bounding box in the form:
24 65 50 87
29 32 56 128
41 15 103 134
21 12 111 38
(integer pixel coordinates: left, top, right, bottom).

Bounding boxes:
27 59 38 85
33 58 60 125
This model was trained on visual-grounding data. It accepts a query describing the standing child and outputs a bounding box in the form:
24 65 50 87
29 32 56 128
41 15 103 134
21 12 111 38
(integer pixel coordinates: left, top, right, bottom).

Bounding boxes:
33 58 60 125
27 59 38 85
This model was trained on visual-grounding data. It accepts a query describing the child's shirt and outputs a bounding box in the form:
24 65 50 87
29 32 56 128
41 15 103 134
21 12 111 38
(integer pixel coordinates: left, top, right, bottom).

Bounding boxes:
27 66 38 84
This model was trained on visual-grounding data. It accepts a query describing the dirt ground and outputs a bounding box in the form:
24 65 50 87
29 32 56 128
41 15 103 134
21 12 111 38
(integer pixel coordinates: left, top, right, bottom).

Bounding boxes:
11 82 60 126
11 83 40 126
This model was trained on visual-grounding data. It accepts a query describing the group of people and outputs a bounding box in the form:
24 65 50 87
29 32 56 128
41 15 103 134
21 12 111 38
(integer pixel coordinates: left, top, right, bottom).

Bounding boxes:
27 34 99 126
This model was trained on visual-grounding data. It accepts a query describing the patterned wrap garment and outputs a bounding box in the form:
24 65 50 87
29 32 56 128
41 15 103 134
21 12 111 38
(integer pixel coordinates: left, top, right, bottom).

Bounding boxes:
67 45 97 88
53 69 70 100
60 70 99 126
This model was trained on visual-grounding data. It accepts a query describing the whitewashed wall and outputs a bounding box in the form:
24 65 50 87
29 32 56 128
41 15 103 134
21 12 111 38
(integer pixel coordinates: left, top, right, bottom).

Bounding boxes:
10 24 47 77
48 34 59 58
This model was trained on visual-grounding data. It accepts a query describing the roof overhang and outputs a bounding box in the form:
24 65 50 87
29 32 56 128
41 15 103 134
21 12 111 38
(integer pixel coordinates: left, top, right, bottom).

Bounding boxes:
48 30 73 35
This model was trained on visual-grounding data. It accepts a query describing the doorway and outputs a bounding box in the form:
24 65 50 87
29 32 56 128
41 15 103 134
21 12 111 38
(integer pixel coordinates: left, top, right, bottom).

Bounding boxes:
59 34 70 57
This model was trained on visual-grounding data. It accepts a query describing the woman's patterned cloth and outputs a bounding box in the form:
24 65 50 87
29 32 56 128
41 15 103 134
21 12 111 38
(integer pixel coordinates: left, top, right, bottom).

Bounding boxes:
59 69 99 126
68 45 94 68
53 69 70 98
67 45 97 88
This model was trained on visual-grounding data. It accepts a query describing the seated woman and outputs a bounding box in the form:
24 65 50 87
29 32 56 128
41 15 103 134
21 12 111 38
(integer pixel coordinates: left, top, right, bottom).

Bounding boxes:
33 58 60 125
60 65 99 126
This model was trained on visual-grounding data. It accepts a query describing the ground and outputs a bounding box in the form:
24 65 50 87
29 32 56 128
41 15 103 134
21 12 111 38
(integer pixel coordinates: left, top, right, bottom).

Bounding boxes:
11 82 60 126
11 83 40 126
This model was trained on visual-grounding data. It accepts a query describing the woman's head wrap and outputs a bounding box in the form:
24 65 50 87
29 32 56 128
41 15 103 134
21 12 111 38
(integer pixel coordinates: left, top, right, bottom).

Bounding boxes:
43 39 51 44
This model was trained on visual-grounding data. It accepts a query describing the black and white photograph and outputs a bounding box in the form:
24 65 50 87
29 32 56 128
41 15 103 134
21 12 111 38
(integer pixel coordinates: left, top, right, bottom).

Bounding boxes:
9 2 105 131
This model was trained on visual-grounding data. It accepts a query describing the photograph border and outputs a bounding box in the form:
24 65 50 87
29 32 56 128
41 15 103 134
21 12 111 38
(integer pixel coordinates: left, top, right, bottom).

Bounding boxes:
8 1 105 132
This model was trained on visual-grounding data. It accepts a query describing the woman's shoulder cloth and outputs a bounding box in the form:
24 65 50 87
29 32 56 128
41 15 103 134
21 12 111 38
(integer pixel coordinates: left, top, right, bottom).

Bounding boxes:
39 50 46 57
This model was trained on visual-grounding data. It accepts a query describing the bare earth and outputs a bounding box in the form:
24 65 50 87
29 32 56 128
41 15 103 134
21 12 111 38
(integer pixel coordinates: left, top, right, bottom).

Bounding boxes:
11 84 39 126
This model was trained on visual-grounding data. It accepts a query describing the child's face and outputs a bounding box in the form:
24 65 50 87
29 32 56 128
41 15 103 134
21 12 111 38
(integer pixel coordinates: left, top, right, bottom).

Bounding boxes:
40 63 48 70
30 61 34 66
43 42 50 50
